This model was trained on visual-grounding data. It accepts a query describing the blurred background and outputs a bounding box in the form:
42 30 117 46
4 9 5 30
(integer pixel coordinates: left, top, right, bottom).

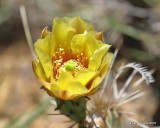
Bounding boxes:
0 0 160 127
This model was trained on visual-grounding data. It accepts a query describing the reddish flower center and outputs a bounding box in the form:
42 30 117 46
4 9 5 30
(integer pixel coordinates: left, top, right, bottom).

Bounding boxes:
52 47 88 80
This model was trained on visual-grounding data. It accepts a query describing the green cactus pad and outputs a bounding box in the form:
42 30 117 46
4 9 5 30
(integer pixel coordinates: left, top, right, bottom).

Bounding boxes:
55 97 86 123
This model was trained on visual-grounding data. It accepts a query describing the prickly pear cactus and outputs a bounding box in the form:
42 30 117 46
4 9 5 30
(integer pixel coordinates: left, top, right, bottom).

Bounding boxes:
55 97 86 124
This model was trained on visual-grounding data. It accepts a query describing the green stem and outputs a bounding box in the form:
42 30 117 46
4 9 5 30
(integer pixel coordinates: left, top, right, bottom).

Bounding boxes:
55 97 87 124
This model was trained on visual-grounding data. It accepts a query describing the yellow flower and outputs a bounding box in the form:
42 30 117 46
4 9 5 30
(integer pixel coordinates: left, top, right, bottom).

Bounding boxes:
32 16 113 100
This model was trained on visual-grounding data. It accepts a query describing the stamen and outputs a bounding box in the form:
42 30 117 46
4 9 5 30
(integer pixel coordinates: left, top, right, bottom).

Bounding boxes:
77 52 88 68
52 47 88 80
52 47 66 79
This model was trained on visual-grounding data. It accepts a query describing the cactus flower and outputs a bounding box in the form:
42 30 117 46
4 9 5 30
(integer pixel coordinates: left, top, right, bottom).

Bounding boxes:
32 16 112 100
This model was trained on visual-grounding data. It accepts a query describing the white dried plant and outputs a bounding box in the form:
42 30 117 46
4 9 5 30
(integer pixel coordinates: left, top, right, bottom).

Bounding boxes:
86 50 156 128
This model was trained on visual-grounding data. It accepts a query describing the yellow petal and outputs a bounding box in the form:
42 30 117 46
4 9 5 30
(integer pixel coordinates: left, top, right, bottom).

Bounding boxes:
89 77 101 92
52 18 76 46
75 69 96 86
48 35 57 57
85 35 103 58
45 83 84 100
41 27 51 39
35 38 49 55
70 34 87 53
65 16 95 34
66 83 88 96
98 52 113 77
95 31 104 41
35 34 56 57
89 43 110 71
32 59 47 81
88 52 113 94
43 70 88 100
57 70 88 94
43 82 63 98
41 31 56 57
34 41 53 78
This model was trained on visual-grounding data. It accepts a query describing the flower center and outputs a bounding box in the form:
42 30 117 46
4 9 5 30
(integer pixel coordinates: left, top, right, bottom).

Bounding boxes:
64 60 77 72
52 47 88 80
